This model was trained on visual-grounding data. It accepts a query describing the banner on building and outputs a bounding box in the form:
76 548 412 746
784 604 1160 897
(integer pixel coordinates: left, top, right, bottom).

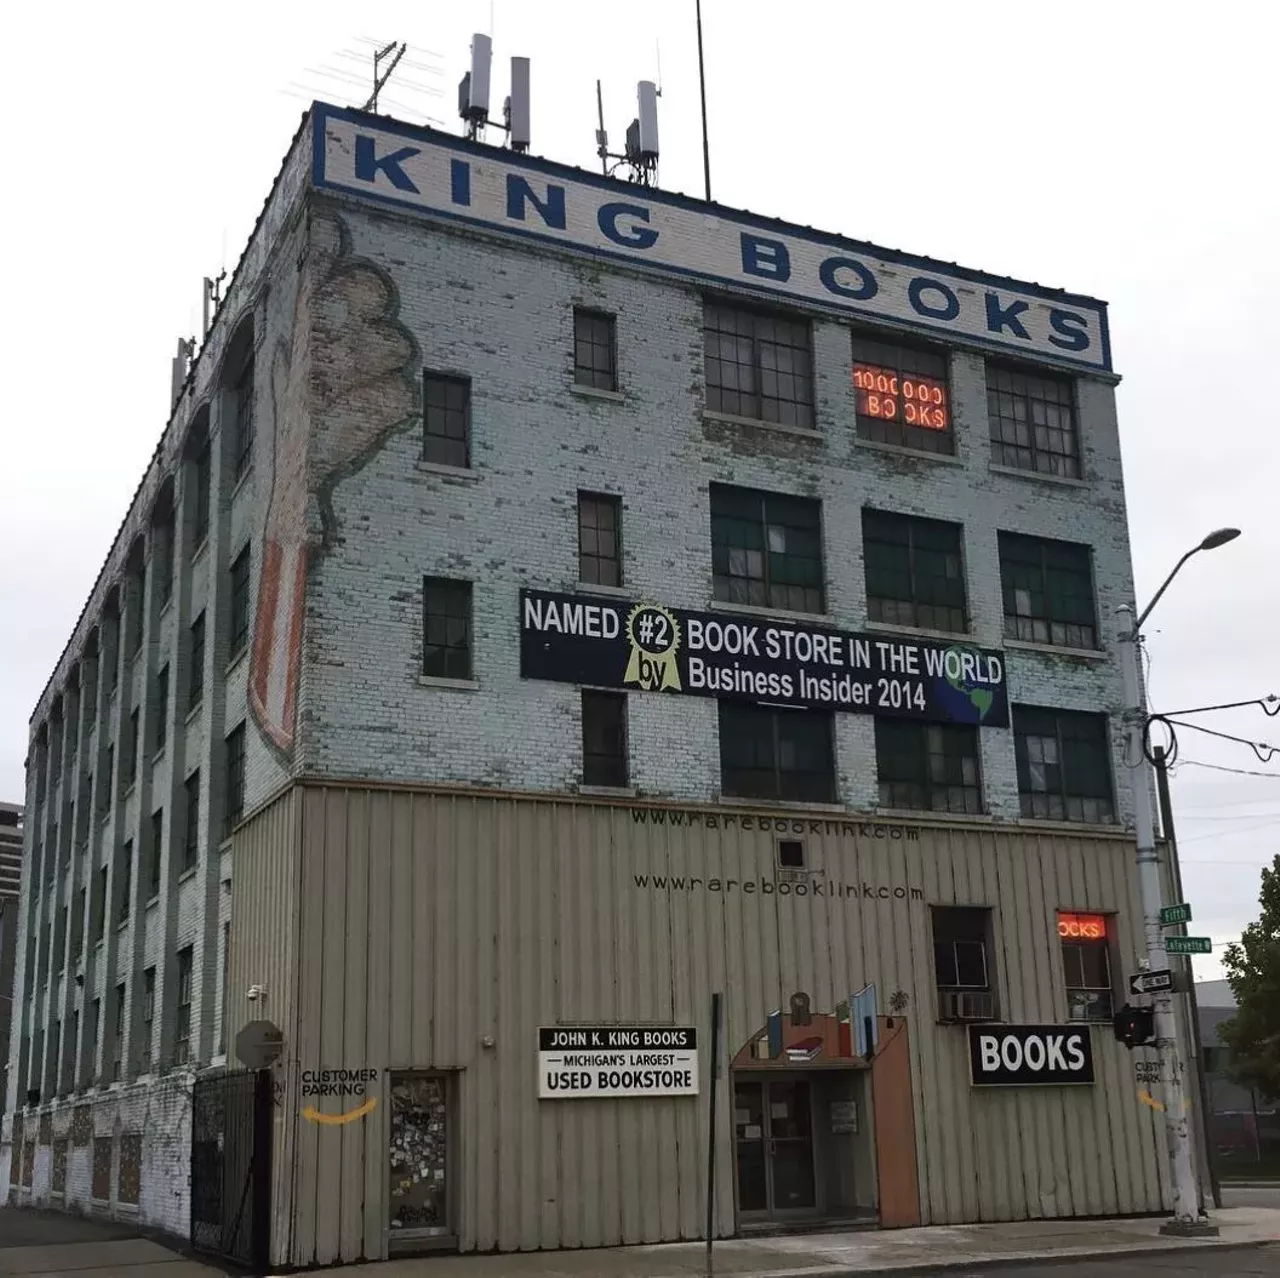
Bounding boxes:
520 589 1008 727
968 1025 1095 1087
538 1026 699 1099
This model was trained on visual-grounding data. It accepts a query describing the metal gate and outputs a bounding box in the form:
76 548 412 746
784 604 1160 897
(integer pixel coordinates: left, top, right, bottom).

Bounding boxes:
191 1068 272 1269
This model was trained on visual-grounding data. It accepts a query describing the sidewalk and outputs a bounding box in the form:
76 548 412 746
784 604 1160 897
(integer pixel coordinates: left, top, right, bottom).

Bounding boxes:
324 1207 1280 1277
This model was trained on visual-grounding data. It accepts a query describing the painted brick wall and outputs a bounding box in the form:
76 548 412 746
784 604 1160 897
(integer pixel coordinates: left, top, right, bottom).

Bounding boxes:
300 198 1140 825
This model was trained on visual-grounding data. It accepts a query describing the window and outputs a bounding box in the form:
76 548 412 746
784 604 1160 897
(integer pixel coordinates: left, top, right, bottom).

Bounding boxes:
154 665 169 754
719 702 834 803
93 866 106 940
229 545 251 660
148 809 163 898
112 984 125 1081
100 745 114 817
73 888 85 960
423 372 470 468
582 691 628 787
218 921 230 1056
704 301 814 427
1058 911 1114 1021
1014 705 1115 823
999 533 1097 649
55 905 67 972
174 947 194 1065
157 524 175 606
875 720 982 814
852 334 952 454
117 840 132 924
183 772 200 871
140 968 156 1073
573 308 618 391
233 353 255 480
987 363 1080 478
62 1010 78 1095
193 437 212 546
863 509 967 633
225 724 246 836
778 839 805 869
422 578 472 680
89 998 101 1084
932 906 996 1021
188 613 205 711
125 709 140 788
710 484 824 614
578 493 622 587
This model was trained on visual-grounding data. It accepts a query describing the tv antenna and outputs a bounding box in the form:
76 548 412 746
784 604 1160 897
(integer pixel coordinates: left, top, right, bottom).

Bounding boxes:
364 41 406 113
594 80 660 186
457 33 531 151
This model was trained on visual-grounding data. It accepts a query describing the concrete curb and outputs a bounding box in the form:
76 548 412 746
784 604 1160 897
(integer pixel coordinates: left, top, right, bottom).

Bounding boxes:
737 1236 1276 1278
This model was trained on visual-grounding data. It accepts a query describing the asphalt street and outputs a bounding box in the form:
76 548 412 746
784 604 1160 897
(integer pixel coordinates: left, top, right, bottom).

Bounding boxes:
948 1247 1279 1276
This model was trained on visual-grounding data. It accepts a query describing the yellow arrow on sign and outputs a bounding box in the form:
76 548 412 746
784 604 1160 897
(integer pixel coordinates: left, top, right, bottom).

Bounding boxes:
1137 1088 1190 1114
302 1097 378 1125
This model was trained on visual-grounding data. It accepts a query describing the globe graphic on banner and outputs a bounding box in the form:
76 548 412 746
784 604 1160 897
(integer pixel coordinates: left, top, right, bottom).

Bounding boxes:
934 647 997 723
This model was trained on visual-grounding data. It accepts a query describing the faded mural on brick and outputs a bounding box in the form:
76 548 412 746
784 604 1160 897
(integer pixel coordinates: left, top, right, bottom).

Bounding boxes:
249 211 418 756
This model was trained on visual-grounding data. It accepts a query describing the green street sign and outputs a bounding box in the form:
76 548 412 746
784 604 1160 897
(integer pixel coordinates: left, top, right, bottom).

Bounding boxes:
1165 936 1212 955
1160 903 1193 926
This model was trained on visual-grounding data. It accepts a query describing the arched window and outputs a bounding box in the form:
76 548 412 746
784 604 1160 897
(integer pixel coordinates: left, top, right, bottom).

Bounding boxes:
223 318 255 482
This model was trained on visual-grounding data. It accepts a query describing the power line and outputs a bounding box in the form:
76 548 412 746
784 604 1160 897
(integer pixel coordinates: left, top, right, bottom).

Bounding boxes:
1177 817 1280 844
1174 759 1280 780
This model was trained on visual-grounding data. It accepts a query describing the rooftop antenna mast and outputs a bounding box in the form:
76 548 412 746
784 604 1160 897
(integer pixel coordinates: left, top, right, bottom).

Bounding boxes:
364 41 406 113
594 80 660 187
457 33 531 151
695 0 712 200
201 271 226 340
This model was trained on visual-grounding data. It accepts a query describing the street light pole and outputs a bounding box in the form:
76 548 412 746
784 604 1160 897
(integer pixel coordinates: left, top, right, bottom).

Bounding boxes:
1117 526 1238 1236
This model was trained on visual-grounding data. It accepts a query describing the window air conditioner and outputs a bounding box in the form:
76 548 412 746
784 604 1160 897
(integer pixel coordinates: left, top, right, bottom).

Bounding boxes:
938 989 996 1022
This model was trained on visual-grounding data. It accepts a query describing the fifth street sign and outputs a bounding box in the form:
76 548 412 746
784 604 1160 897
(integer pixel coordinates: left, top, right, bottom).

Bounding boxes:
1160 903 1193 926
1129 969 1175 996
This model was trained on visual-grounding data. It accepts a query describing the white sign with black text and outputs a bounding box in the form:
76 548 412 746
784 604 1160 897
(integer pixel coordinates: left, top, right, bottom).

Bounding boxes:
538 1026 699 1099
967 1025 1095 1087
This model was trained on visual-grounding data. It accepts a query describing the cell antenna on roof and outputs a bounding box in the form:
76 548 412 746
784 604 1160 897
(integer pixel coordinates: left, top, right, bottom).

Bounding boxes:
364 41 406 113
595 78 660 187
202 271 226 340
457 33 532 152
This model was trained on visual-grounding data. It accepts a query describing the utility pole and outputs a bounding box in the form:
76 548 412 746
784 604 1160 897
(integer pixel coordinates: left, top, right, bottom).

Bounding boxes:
695 0 712 201
1118 626 1216 1236
1153 744 1222 1209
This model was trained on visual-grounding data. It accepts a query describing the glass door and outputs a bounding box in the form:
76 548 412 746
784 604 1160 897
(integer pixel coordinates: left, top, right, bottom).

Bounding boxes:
734 1077 817 1219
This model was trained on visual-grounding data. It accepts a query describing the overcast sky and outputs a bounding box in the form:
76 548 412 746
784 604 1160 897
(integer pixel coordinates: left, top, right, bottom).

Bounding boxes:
3 2 1276 981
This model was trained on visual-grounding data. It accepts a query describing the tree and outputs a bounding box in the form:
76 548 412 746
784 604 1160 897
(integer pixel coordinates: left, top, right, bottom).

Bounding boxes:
1219 853 1280 1101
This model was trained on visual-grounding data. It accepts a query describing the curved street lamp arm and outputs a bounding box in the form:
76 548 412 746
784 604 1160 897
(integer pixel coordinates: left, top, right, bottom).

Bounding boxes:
1132 547 1199 636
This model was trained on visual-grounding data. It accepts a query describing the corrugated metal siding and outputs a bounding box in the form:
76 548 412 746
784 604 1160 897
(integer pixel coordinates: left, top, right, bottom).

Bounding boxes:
277 784 1168 1263
224 787 301 1268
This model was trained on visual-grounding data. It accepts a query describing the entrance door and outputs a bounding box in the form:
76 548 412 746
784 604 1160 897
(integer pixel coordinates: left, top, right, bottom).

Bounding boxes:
734 1078 817 1219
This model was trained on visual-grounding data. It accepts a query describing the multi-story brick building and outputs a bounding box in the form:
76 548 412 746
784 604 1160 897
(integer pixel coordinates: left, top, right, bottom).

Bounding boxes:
7 99 1180 1267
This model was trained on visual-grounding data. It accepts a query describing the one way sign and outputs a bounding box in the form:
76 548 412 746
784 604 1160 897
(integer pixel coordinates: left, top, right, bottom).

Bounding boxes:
1129 969 1175 996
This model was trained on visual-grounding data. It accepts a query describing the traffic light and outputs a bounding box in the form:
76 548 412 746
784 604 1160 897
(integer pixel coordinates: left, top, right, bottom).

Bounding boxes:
1113 1003 1155 1049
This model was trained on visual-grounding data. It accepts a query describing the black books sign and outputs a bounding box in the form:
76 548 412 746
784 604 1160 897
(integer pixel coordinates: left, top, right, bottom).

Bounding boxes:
520 589 1009 727
968 1025 1095 1087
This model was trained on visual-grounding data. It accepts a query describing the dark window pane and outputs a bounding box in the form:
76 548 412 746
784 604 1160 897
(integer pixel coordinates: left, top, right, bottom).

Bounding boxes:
864 509 967 633
574 309 618 391
153 665 169 754
423 373 471 468
193 438 211 546
233 354 255 480
1015 705 1114 823
225 724 246 835
711 484 824 614
188 613 205 710
718 702 834 802
704 302 813 427
229 545 251 660
875 719 982 814
999 533 1097 649
422 578 473 680
987 363 1080 477
582 691 628 787
183 771 200 871
578 493 622 587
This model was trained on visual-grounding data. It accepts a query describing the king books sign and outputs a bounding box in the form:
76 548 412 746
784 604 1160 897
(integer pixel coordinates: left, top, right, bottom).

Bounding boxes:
520 590 1009 727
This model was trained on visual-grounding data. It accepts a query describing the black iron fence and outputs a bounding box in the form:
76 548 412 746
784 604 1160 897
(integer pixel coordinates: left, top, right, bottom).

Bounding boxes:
191 1068 272 1269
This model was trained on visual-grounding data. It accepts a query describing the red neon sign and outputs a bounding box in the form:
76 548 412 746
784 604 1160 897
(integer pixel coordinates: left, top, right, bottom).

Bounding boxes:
853 363 949 431
1058 912 1107 941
